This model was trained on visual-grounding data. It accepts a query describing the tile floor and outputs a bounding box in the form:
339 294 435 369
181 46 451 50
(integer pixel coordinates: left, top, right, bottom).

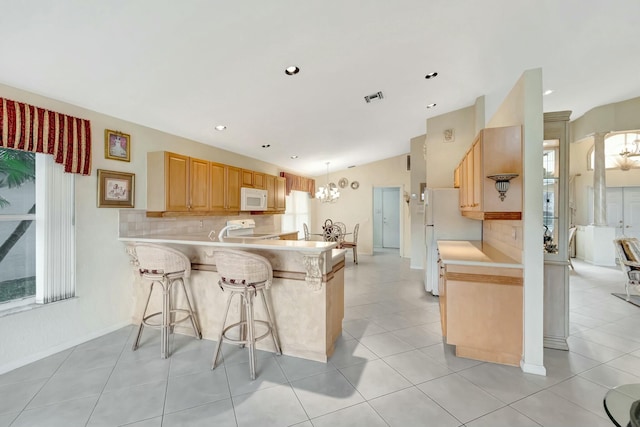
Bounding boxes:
1 253 639 426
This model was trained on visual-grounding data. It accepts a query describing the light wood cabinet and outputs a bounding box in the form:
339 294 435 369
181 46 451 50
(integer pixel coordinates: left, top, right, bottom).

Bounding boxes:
148 151 210 212
441 263 523 366
456 126 523 220
265 174 287 213
189 157 210 211
242 170 266 189
148 151 280 216
276 176 286 211
210 162 241 212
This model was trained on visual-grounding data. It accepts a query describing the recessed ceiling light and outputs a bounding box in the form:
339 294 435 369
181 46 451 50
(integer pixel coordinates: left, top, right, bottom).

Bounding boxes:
543 89 554 96
426 103 437 108
285 66 300 75
261 144 271 148
215 125 227 131
290 155 298 159
425 72 438 79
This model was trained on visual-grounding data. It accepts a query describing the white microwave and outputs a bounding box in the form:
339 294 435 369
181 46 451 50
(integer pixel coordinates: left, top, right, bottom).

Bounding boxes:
240 187 268 211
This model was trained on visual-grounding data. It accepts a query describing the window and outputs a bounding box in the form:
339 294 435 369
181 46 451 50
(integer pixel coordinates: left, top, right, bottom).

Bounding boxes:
588 131 640 171
281 190 311 239
0 148 75 311
0 148 36 308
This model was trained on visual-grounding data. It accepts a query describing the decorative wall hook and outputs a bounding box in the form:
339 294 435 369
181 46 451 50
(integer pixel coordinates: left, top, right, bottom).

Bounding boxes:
487 173 519 201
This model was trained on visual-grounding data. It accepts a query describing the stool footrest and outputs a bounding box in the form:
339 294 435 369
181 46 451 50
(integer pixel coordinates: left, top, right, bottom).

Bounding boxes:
221 320 273 345
141 309 195 329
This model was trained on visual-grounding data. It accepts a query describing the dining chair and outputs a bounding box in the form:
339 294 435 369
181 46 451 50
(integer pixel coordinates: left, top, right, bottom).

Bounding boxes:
323 224 344 247
323 219 333 230
334 222 347 235
303 223 310 241
341 223 359 264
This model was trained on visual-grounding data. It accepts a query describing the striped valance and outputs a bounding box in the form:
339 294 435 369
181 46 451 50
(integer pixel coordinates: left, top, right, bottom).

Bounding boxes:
0 97 92 175
280 172 316 197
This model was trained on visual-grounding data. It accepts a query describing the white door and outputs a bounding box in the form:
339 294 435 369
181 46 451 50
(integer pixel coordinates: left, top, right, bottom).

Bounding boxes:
607 187 624 238
382 188 400 248
606 187 640 240
623 188 640 240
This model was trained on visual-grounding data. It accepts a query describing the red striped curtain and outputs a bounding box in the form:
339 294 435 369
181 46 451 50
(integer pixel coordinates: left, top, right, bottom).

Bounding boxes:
0 97 92 175
280 172 316 197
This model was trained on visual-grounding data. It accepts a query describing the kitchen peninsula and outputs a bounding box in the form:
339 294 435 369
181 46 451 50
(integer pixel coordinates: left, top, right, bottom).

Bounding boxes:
119 232 345 363
438 240 523 366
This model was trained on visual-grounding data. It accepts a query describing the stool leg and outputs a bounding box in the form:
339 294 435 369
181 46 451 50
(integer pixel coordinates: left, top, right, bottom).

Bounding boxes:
178 278 202 339
239 296 247 348
212 291 235 370
161 279 170 359
245 289 256 380
259 289 281 355
133 281 155 351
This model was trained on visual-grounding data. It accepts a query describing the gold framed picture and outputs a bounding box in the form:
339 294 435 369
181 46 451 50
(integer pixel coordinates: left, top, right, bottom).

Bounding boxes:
97 169 135 208
104 129 131 162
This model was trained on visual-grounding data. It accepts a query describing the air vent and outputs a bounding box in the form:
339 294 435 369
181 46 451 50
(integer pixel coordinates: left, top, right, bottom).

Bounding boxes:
364 91 384 103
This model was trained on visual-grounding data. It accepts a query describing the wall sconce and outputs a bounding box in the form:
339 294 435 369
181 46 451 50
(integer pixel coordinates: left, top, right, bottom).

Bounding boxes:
487 173 519 201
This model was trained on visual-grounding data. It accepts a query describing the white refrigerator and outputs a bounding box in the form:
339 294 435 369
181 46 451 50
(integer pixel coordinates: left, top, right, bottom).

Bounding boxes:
424 188 482 295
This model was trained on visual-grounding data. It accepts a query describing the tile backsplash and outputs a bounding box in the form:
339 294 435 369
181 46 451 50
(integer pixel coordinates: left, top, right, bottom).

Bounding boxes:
118 210 282 238
483 219 523 263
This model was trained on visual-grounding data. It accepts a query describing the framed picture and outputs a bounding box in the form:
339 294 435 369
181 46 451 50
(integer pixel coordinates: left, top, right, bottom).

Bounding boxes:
97 169 135 208
104 129 131 162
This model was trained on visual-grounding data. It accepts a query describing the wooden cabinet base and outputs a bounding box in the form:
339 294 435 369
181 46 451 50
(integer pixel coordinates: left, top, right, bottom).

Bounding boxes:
455 345 521 367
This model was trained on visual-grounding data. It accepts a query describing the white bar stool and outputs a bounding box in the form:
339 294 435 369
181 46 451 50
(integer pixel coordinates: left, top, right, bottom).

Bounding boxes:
211 249 281 380
131 243 202 359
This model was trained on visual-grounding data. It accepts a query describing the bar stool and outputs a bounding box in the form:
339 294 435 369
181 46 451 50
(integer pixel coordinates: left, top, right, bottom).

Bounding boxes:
132 243 202 359
211 249 281 380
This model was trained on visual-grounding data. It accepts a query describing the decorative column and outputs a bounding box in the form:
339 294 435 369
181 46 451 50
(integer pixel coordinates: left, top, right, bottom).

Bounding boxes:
593 132 607 226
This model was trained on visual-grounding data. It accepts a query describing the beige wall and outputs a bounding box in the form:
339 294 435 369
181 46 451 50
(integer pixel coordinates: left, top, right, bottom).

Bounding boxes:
313 155 411 257
425 105 476 188
486 69 545 374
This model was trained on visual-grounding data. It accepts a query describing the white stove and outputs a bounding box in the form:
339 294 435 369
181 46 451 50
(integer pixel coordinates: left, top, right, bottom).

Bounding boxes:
222 219 280 240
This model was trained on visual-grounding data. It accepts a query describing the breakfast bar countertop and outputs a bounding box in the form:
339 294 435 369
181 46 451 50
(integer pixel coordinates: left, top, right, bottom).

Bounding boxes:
119 233 337 252
437 240 522 268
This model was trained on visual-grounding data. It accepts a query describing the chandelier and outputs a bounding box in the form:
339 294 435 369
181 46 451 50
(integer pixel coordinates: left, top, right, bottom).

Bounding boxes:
617 133 640 171
619 133 640 158
315 162 340 203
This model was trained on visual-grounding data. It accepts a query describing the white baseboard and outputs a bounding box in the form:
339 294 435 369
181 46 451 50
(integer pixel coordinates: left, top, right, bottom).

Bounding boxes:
0 321 132 375
520 360 547 376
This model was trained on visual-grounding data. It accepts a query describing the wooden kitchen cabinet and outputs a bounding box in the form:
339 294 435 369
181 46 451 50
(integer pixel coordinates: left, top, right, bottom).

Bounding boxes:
210 162 241 212
276 176 286 211
456 125 522 220
242 170 266 189
264 174 287 213
147 151 210 212
442 263 523 366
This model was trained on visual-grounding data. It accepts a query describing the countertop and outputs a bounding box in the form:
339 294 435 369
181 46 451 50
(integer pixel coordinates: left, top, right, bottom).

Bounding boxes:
119 233 337 252
437 240 522 268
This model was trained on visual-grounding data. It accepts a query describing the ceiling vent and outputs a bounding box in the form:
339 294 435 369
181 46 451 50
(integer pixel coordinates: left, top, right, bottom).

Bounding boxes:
364 91 384 103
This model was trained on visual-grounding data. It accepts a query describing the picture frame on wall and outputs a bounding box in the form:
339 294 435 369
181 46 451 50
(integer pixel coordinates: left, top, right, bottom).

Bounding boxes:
97 169 135 208
104 129 131 162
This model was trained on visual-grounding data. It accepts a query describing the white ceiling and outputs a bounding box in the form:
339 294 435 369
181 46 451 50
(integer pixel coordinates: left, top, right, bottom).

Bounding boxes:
1 1 639 176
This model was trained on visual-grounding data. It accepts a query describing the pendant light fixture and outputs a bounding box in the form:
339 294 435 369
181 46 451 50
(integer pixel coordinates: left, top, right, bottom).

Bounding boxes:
315 162 340 203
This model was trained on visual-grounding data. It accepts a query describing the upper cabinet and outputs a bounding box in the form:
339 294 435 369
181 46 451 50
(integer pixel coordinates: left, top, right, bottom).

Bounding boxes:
210 162 241 212
148 151 210 212
147 151 284 216
265 174 286 213
242 170 266 189
457 126 523 220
